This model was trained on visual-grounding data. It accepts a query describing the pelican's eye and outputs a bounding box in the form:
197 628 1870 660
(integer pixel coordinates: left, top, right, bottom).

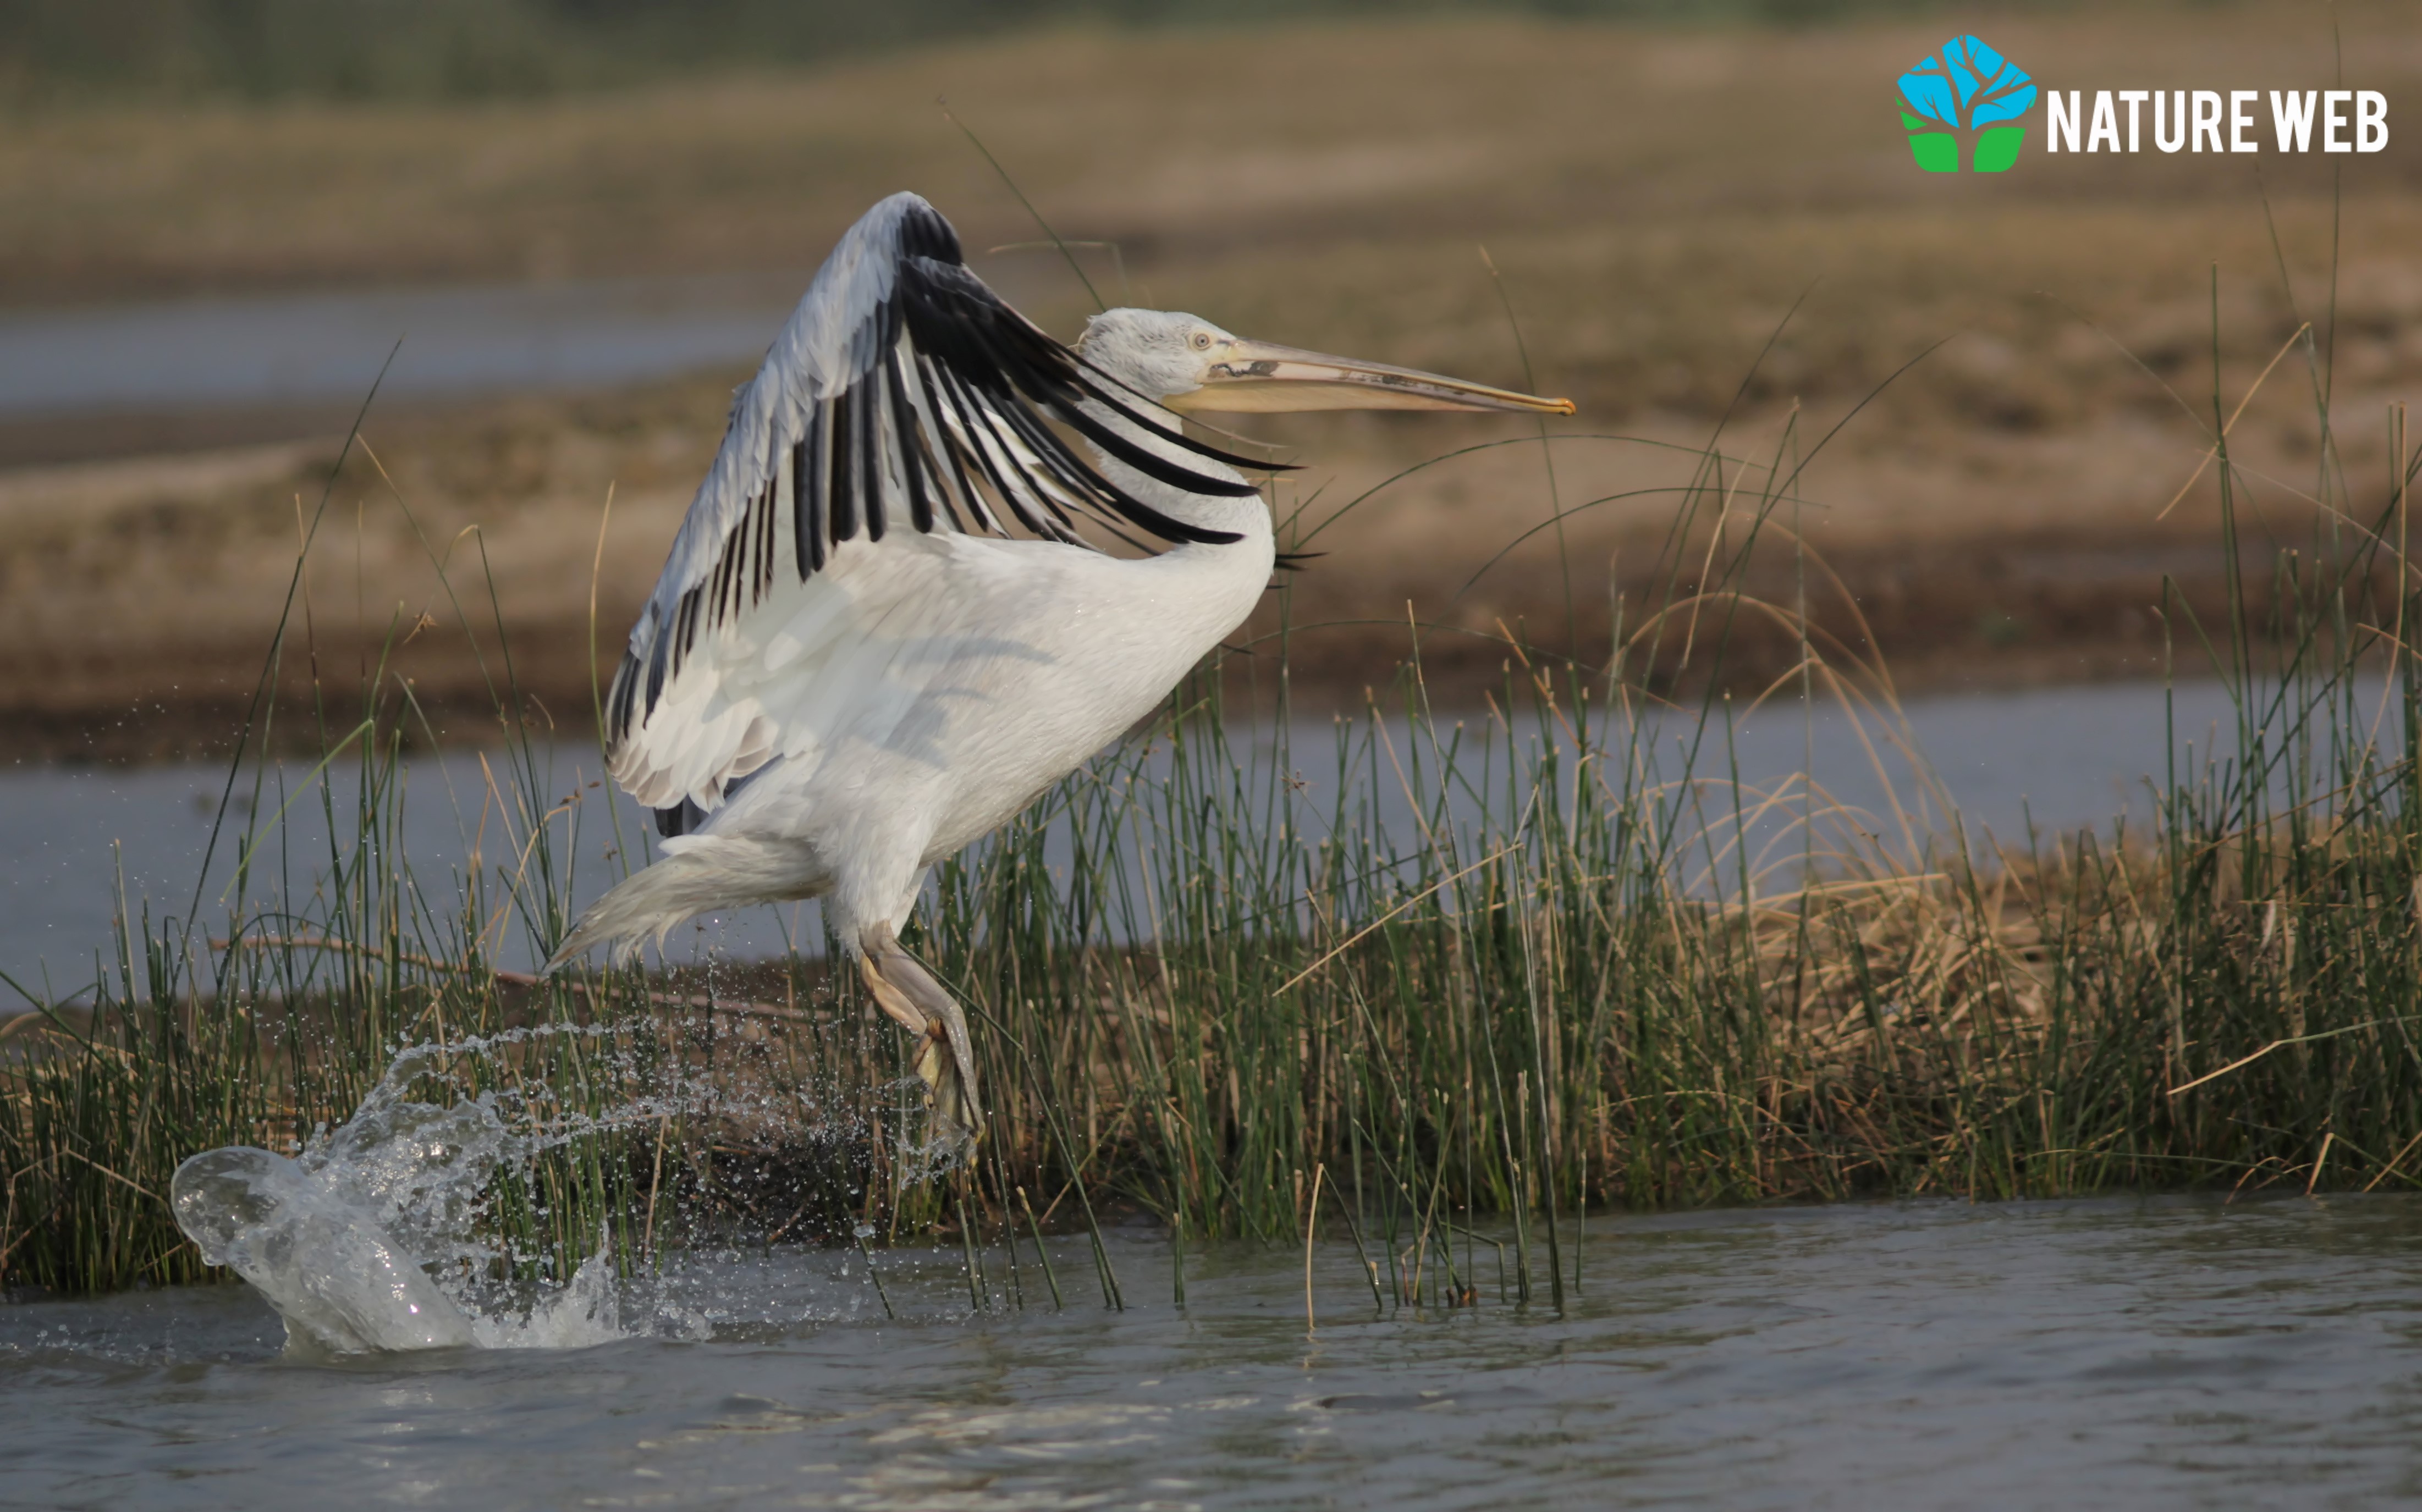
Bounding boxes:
1190 331 1213 351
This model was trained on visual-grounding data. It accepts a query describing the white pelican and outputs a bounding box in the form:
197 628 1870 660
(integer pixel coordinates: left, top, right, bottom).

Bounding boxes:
546 192 1570 1148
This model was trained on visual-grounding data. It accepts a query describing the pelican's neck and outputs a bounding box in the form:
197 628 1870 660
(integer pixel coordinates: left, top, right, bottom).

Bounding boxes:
1074 394 1271 547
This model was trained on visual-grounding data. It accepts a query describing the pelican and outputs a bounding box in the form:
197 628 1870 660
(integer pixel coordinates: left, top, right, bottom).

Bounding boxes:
545 192 1571 1149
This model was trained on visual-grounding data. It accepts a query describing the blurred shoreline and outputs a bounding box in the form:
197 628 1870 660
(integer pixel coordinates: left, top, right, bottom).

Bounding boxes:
1 4 2414 761
0 371 2301 764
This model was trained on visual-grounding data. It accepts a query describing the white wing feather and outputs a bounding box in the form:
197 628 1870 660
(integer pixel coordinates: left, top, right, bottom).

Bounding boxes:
602 192 1266 835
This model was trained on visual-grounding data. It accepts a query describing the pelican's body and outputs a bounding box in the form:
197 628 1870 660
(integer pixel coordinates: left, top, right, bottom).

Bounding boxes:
603 468 1269 950
548 192 1569 1147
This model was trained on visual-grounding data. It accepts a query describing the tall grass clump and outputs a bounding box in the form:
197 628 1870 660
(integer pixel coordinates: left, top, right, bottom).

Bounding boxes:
4 267 2420 1301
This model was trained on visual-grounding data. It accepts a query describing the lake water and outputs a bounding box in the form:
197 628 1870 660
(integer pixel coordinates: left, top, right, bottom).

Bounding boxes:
0 277 806 418
10 678 2416 1507
0 677 2286 998
0 261 1062 424
7 1193 2422 1508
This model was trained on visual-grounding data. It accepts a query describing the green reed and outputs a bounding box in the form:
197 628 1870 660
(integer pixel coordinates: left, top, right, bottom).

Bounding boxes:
5 263 2421 1301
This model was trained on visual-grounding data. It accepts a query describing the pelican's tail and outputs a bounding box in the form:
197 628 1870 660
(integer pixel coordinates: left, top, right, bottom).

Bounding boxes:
541 838 810 975
542 868 687 975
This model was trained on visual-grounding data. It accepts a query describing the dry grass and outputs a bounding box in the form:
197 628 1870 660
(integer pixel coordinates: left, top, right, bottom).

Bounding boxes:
2 3 2420 751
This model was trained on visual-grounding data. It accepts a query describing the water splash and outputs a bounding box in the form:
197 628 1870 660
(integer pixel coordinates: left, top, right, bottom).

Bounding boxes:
170 1028 674 1357
172 1146 480 1353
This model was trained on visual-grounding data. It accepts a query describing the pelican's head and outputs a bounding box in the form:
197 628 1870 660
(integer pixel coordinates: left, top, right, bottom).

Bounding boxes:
1076 308 1574 417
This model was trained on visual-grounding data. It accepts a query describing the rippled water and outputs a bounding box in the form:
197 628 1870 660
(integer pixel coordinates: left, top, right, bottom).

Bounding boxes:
8 1195 2422 1509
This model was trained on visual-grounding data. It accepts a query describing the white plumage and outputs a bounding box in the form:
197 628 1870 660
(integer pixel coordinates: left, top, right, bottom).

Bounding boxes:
547 191 1570 1148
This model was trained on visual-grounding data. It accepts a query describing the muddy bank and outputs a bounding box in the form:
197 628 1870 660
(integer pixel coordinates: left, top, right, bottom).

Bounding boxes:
0 368 2372 764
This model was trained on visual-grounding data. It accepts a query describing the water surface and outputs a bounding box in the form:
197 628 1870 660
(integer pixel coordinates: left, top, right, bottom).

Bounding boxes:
0 678 2274 995
0 261 1065 423
7 1194 2421 1508
0 277 803 417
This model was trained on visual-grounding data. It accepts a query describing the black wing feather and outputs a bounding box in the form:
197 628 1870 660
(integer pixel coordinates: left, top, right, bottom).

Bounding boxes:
609 195 1276 801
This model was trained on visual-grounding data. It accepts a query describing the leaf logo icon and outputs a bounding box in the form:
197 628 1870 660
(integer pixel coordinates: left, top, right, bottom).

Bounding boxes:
1899 36 2039 173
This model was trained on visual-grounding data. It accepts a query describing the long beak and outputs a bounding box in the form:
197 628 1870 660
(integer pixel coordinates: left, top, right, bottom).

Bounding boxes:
1161 339 1575 416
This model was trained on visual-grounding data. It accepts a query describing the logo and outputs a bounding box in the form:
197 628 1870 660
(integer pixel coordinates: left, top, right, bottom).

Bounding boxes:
2045 90 2388 156
1900 36 2039 173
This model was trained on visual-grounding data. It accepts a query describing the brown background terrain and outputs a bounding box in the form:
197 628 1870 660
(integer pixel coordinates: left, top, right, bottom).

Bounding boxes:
2 3 2418 758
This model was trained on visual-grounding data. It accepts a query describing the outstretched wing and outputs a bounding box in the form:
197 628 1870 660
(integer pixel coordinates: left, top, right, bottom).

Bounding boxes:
603 191 1267 834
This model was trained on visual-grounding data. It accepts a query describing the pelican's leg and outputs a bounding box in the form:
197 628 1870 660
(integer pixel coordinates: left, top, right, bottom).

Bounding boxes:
859 924 982 1152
